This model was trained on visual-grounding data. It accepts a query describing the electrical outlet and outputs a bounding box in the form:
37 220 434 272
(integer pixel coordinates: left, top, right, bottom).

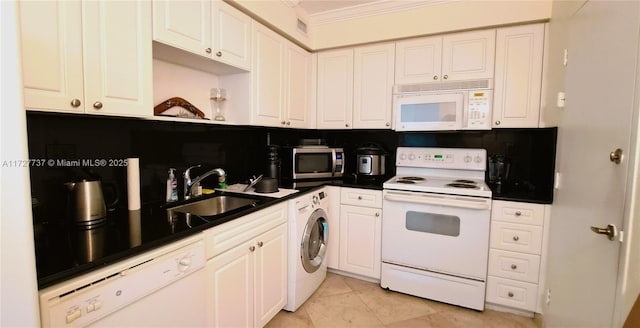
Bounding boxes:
546 289 551 305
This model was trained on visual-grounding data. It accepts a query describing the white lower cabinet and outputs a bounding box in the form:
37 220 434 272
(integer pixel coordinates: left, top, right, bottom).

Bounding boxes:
486 200 551 313
204 203 288 327
337 188 382 279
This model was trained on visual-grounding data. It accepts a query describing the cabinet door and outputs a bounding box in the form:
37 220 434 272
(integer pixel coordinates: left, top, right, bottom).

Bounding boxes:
339 205 381 279
442 29 495 81
207 239 254 328
353 43 395 129
19 0 85 112
254 224 288 327
82 1 152 117
493 24 545 128
212 0 251 71
152 0 211 58
317 49 354 129
252 23 285 127
395 35 442 84
284 42 312 128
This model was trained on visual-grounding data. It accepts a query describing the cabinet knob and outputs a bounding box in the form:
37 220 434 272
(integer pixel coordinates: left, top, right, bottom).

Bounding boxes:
511 264 517 270
257 241 264 247
443 74 448 80
495 120 501 126
70 99 81 108
216 51 222 57
385 122 390 127
345 123 349 127
433 75 438 80
375 212 380 217
206 48 212 54
515 211 522 216
513 235 520 242
508 292 514 298
93 101 103 110
249 245 256 252
357 196 362 200
281 121 286 125
286 121 291 126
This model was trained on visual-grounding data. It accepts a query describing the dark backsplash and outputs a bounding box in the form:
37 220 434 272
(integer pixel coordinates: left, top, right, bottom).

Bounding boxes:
27 112 557 224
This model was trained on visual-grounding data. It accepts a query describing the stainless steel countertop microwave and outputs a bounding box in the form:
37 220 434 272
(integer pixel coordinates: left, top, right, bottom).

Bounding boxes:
281 146 344 180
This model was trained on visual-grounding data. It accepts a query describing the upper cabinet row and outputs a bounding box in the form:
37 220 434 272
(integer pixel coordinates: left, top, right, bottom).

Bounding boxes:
316 24 546 129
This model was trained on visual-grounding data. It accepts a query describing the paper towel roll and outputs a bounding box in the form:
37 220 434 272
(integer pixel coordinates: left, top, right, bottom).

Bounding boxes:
127 158 141 210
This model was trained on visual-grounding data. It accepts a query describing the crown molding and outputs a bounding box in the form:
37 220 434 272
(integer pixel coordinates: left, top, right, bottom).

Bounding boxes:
306 0 458 25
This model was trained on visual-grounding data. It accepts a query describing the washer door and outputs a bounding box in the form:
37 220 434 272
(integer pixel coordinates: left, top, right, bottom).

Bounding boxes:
301 208 328 273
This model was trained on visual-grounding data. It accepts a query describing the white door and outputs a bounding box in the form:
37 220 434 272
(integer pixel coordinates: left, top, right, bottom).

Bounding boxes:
394 35 442 84
441 29 495 82
212 0 251 70
285 42 312 128
254 224 287 328
339 204 381 278
316 49 354 129
152 0 211 57
252 22 285 127
353 43 395 129
545 1 638 327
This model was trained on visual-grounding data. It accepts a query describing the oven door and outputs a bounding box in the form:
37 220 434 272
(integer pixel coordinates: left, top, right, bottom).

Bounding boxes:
382 189 491 280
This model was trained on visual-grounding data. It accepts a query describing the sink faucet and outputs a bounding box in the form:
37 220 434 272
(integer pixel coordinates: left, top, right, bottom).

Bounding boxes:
184 165 226 200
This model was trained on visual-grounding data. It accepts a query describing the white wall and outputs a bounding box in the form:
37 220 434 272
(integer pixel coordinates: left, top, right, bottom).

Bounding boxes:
0 1 41 326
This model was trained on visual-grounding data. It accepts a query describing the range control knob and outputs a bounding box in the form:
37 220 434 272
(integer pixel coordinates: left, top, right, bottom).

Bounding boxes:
178 256 192 271
399 153 407 160
464 155 472 163
474 156 483 163
312 195 320 205
408 154 416 161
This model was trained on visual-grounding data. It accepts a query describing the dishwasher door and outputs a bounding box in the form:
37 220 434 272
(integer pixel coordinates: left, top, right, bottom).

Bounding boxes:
39 236 207 327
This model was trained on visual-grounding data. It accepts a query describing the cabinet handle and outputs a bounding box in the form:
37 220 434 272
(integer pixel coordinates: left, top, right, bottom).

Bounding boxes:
286 121 291 126
443 74 448 80
93 101 103 110
511 264 517 270
257 241 264 247
515 211 522 216
216 51 222 57
385 122 390 127
345 123 350 127
433 75 438 80
70 99 81 108
513 235 520 242
357 196 362 200
281 121 286 125
495 120 501 126
206 48 212 54
249 245 256 252
375 212 380 217
508 292 514 298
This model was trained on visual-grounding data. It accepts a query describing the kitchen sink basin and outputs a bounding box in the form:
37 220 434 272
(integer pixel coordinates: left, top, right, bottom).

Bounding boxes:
167 195 259 217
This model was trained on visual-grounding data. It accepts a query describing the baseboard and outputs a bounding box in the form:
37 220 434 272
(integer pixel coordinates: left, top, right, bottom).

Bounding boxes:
327 268 380 284
485 302 536 317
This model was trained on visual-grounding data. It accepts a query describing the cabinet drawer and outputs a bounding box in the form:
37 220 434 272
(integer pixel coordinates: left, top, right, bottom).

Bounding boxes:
340 188 382 207
488 249 540 283
491 200 545 226
204 202 287 259
490 222 543 254
486 276 538 312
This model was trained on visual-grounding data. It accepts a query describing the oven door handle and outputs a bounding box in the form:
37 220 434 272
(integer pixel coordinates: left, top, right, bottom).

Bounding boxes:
384 193 490 210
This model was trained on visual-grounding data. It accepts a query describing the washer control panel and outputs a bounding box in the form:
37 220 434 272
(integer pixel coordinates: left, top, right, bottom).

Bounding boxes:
396 147 487 171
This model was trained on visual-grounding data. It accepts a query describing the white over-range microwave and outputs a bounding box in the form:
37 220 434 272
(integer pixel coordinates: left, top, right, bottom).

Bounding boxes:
392 79 493 131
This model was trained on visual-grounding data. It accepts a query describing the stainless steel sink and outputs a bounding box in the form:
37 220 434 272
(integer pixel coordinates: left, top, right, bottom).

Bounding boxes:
167 195 258 217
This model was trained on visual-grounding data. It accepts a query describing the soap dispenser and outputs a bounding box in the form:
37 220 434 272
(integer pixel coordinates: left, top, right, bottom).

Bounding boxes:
166 168 178 202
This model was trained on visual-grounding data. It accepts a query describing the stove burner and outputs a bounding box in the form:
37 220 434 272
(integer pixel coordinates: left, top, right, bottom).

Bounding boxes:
446 183 480 189
453 179 476 184
399 176 426 181
396 179 417 184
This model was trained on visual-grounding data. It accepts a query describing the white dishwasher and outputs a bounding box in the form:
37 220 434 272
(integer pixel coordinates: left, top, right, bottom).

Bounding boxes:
39 235 207 327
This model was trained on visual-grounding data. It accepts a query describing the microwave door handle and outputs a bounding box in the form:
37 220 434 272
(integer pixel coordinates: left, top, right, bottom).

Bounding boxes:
331 149 337 176
384 193 490 210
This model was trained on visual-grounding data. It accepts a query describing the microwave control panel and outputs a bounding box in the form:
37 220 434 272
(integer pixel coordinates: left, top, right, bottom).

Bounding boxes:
465 91 492 129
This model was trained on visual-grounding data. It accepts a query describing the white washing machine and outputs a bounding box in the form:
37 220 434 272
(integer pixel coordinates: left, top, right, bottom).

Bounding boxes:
283 187 330 312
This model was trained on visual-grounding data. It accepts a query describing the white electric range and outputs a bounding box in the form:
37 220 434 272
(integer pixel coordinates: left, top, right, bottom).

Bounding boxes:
381 147 492 311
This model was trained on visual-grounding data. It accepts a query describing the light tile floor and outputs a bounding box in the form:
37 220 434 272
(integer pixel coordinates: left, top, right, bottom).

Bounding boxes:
266 272 540 328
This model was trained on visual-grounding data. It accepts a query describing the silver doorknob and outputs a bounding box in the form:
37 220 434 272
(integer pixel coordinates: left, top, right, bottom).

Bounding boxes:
385 122 390 127
590 224 617 241
70 99 81 108
93 101 103 110
610 148 623 164
495 120 501 125
257 241 264 247
216 51 222 57
443 74 449 79
206 48 212 54
511 264 517 270
515 211 522 216
513 236 519 242
433 75 438 80
249 245 256 252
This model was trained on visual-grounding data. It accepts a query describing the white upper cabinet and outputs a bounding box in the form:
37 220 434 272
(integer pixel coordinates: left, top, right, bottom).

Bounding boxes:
317 49 354 129
212 1 251 70
251 23 286 127
353 43 395 129
493 24 545 128
153 0 212 57
317 43 394 129
285 43 312 128
152 0 251 71
20 0 153 117
395 30 495 84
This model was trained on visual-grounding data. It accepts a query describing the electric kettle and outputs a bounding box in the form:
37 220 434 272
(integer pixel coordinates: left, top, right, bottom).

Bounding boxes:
65 179 117 224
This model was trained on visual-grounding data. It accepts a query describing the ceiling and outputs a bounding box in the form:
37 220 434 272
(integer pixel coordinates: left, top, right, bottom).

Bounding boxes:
296 0 379 15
